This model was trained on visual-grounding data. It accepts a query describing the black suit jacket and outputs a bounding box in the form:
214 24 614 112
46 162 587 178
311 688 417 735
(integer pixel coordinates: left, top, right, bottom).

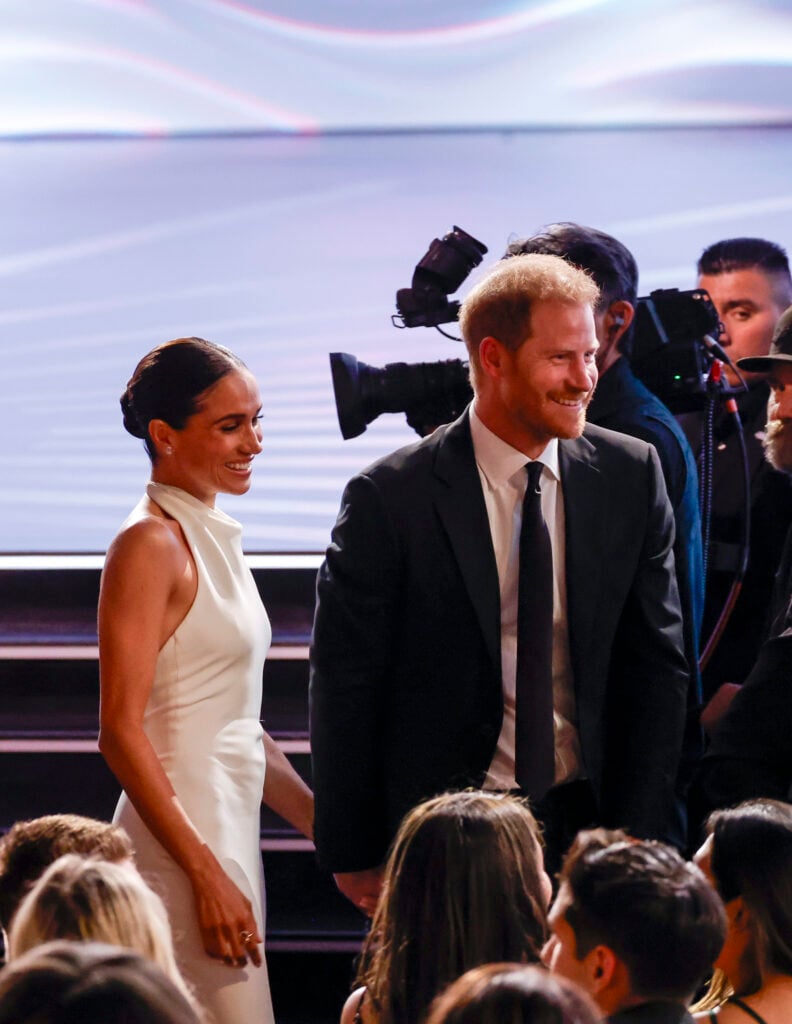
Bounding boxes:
309 411 688 871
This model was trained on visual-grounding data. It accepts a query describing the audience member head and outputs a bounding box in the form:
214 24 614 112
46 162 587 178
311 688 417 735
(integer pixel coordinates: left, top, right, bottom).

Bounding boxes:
0 940 201 1024
505 223 638 369
544 829 726 1016
425 962 600 1024
694 799 792 998
697 237 792 384
0 814 133 934
358 790 551 1024
121 337 246 461
9 854 192 1005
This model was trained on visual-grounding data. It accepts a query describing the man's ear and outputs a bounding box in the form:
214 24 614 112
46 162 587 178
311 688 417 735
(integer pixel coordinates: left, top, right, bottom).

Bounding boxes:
478 335 508 380
604 300 635 343
586 944 619 994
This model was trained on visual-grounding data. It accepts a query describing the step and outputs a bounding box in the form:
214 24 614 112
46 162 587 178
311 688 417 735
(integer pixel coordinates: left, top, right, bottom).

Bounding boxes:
0 563 318 648
0 658 310 741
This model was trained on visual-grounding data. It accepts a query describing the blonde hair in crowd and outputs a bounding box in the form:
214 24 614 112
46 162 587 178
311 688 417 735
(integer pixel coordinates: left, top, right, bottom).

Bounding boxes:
9 854 196 1010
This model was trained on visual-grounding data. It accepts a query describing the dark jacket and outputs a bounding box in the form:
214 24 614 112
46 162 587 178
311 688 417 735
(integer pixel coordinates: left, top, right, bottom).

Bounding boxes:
310 410 689 871
589 358 704 786
608 1002 694 1024
693 523 792 815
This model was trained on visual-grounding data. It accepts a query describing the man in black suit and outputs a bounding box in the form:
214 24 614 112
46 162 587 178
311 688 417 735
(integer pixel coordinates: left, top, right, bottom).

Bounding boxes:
506 224 704 803
310 253 689 909
543 830 726 1024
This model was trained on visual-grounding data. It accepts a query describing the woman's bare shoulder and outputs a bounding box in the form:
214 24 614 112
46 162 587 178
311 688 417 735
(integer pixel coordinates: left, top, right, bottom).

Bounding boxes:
104 497 187 575
341 987 372 1024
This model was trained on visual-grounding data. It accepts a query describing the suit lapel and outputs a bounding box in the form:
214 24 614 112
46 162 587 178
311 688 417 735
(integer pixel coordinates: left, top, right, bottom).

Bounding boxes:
433 413 502 673
560 433 606 684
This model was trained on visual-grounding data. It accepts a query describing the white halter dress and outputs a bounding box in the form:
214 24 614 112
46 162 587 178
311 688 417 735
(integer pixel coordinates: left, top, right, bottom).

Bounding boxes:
114 482 274 1024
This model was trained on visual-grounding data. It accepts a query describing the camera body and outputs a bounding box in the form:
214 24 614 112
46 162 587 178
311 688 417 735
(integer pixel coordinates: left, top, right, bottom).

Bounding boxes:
631 287 723 412
394 226 488 329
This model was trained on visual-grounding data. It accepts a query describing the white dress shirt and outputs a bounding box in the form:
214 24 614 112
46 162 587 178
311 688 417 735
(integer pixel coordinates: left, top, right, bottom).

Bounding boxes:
469 404 583 791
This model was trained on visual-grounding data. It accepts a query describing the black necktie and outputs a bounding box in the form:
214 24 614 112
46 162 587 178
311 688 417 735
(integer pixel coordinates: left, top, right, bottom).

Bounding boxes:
514 461 555 801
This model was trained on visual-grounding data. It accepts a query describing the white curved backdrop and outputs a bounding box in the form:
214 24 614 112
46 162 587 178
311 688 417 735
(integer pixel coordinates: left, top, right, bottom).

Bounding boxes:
1 1 791 552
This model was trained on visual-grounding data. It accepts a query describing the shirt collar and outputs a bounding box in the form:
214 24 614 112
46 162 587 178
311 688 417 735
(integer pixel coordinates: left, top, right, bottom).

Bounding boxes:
469 404 560 488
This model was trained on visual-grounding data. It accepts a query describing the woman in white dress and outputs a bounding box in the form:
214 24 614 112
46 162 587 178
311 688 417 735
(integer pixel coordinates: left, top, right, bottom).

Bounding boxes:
98 337 314 1024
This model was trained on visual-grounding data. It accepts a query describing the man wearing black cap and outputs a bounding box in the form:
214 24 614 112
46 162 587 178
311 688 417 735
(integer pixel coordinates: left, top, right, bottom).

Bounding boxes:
693 306 792 815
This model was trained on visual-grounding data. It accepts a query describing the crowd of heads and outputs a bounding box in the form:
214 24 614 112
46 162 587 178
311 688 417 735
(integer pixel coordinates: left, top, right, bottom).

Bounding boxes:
0 815 201 1023
347 790 792 1024
6 795 792 1024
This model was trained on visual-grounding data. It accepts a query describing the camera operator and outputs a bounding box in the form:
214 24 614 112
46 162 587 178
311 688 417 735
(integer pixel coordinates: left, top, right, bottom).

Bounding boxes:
506 224 704 803
678 238 792 714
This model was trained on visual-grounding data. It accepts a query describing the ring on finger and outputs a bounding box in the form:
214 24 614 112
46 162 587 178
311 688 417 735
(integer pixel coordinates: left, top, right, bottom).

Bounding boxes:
239 930 255 944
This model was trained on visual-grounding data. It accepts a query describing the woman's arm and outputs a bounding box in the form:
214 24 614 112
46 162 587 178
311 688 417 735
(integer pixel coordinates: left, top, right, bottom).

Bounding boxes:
261 731 314 841
98 515 262 967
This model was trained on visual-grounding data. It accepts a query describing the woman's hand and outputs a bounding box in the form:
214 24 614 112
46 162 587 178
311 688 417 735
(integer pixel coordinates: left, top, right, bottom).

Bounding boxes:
190 860 263 968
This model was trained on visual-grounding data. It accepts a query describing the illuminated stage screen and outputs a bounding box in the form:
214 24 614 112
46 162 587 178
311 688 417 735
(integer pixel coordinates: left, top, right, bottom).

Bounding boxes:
2 0 791 553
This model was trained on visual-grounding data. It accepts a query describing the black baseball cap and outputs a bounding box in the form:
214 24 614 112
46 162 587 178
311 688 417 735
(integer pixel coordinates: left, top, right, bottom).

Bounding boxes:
737 304 792 372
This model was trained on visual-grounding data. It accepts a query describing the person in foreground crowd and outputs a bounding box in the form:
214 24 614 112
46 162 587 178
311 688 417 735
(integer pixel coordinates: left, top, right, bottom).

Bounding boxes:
692 799 792 1024
508 223 704 805
311 253 689 910
543 829 726 1024
0 940 201 1024
424 962 600 1024
8 853 195 1009
0 813 133 955
99 337 314 1024
340 791 552 1024
680 238 792 705
692 307 792 814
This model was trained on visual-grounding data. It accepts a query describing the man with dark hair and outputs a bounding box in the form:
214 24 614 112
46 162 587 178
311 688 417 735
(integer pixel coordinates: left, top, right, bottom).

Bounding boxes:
544 830 726 1023
682 238 792 709
507 224 704 806
311 252 689 911
698 237 792 385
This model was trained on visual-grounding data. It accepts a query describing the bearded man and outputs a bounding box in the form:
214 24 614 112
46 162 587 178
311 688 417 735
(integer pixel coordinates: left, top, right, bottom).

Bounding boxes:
693 305 792 815
310 253 688 908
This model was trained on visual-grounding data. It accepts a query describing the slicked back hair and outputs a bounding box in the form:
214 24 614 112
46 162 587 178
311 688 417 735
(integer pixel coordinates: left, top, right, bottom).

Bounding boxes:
559 829 726 1003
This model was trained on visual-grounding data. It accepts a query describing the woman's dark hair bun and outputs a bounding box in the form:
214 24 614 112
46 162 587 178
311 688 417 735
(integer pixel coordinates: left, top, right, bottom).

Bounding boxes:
120 390 146 439
121 337 244 460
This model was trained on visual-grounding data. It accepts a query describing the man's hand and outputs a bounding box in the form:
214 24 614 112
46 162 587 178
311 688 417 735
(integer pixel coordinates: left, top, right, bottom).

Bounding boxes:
334 867 385 916
701 682 742 738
